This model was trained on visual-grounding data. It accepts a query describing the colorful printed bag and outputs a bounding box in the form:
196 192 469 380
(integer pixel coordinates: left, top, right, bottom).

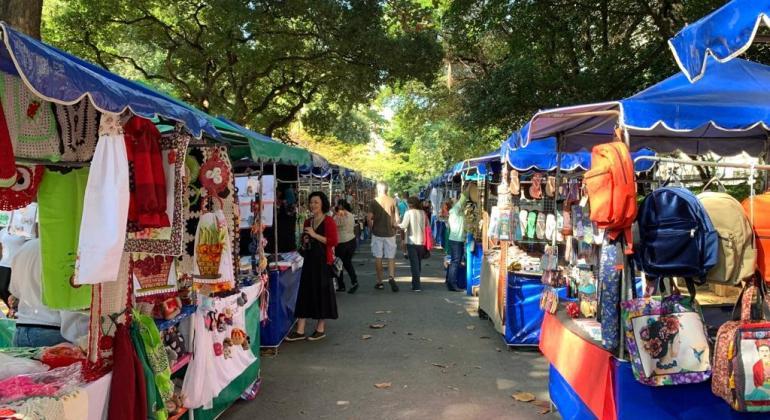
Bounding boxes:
621 279 711 386
712 276 770 412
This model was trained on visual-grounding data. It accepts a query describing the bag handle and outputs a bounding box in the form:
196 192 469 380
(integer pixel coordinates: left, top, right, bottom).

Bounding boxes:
701 176 727 193
731 274 770 322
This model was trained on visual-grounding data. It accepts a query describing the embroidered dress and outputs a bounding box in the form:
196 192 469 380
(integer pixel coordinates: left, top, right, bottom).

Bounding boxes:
74 113 130 285
37 167 92 310
0 73 60 161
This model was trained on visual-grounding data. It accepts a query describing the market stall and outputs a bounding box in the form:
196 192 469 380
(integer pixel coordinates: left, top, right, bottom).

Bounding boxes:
516 55 770 418
0 22 272 419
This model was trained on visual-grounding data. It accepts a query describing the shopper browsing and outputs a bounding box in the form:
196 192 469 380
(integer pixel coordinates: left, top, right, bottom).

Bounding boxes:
334 200 359 294
446 187 468 292
368 182 400 292
399 196 428 291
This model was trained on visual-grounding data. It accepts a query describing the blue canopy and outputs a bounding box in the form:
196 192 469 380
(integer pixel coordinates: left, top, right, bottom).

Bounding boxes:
669 1 770 82
0 23 217 138
503 136 655 172
518 57 770 156
299 152 332 178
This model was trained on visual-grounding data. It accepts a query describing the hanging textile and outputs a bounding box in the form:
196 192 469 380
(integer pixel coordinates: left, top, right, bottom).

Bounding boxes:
54 99 100 162
124 116 169 230
0 101 16 188
0 165 44 211
124 132 190 257
108 323 148 420
182 284 259 410
74 113 130 285
37 167 92 310
133 311 174 415
192 210 235 289
0 73 60 161
129 322 166 420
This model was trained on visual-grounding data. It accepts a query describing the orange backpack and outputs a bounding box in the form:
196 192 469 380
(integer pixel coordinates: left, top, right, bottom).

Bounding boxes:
742 193 770 283
583 141 637 252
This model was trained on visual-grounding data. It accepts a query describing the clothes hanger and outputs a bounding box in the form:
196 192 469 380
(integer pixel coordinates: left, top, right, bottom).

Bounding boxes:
702 169 727 193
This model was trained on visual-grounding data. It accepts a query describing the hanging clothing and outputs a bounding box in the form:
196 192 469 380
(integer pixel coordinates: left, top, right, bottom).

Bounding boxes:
75 113 130 285
108 323 148 420
0 73 60 161
295 217 338 320
129 323 166 420
54 99 100 162
0 101 17 188
133 311 174 416
37 167 92 310
124 116 169 230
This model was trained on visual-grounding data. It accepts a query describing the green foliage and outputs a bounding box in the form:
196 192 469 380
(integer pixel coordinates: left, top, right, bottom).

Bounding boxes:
43 0 443 137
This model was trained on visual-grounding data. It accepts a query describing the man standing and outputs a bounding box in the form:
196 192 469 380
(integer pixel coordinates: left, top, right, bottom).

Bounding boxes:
368 182 399 292
446 186 468 292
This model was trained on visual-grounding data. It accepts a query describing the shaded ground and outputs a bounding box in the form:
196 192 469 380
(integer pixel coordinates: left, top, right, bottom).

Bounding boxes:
224 244 554 420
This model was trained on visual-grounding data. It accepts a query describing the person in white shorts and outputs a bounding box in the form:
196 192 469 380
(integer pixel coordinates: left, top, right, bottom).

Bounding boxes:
368 182 400 292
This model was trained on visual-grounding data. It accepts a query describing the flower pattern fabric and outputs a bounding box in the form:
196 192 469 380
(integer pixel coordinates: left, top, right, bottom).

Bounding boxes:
599 238 621 351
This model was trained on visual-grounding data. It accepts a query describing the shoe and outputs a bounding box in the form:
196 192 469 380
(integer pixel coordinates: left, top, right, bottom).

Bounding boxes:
285 331 306 342
412 288 422 292
307 331 326 341
348 283 359 294
375 283 385 290
336 284 346 292
388 277 399 292
403 252 409 260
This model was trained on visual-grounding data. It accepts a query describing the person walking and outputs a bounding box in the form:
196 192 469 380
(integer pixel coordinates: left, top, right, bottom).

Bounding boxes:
334 200 359 294
446 187 468 292
397 192 409 259
399 196 427 291
286 191 339 342
368 182 399 292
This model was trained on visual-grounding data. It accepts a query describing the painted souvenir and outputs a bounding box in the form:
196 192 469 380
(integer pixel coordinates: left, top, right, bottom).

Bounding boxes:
205 311 217 331
224 307 234 325
223 338 233 359
237 292 247 307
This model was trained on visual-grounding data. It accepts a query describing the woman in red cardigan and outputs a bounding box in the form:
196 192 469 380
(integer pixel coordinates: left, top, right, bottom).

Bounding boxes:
286 191 339 341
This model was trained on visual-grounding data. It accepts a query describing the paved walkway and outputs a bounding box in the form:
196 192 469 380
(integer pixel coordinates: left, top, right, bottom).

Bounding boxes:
224 244 554 420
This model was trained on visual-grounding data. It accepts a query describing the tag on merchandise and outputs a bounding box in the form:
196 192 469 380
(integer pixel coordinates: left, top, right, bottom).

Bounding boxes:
579 195 588 207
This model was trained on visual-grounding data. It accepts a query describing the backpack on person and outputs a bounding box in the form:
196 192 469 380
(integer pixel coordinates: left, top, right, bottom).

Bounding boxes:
698 191 756 285
742 193 770 284
583 140 637 252
636 187 719 287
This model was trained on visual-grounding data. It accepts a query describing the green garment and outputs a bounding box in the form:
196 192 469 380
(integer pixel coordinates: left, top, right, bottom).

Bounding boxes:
130 322 168 420
133 311 174 411
448 193 468 242
37 168 92 310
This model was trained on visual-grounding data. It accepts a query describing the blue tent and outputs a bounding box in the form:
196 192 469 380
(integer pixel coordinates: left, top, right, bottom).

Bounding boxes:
0 23 217 138
503 136 656 172
517 57 770 156
668 1 770 82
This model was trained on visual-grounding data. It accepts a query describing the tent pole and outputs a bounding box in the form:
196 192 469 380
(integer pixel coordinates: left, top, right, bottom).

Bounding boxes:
553 134 562 248
273 162 279 265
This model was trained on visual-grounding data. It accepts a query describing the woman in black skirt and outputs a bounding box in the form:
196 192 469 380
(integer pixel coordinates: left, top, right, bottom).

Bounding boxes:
285 191 339 342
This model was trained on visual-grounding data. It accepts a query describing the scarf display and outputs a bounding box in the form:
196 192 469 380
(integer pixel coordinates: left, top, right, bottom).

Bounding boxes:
124 116 169 231
108 323 148 420
37 167 92 310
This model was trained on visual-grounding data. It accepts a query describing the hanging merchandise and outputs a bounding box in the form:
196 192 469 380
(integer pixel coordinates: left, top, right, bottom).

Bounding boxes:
598 238 623 351
37 167 92 310
0 165 43 211
464 200 482 241
636 187 718 289
260 175 275 227
509 170 520 195
108 323 148 420
712 276 770 413
0 102 16 188
124 115 169 230
621 280 711 386
698 191 756 285
199 147 231 200
7 202 36 238
577 268 597 317
193 210 235 289
742 193 770 284
132 310 175 416
0 73 60 161
583 140 637 252
131 253 177 297
182 285 260 410
74 113 130 286
529 173 543 199
546 176 556 197
54 99 100 162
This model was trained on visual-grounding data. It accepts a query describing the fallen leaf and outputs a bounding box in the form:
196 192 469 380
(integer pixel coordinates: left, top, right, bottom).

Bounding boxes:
336 401 350 406
432 363 448 368
361 335 372 340
375 310 386 314
407 332 413 336
474 366 482 369
533 401 551 411
479 336 491 339
466 325 476 330
374 382 392 389
512 392 536 402
369 323 386 329
496 347 502 352
448 386 459 391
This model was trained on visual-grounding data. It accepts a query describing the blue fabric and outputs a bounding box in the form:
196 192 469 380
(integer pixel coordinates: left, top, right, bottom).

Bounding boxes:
549 364 597 420
465 238 482 295
260 268 302 347
0 24 216 138
669 1 770 82
434 220 446 248
13 326 66 347
504 274 568 345
446 240 465 290
503 136 656 172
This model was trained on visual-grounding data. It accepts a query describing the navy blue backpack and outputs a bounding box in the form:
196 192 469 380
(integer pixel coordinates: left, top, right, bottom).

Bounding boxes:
636 187 719 285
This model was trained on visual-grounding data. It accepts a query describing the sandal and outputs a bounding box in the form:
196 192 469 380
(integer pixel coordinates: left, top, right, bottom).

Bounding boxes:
375 283 385 290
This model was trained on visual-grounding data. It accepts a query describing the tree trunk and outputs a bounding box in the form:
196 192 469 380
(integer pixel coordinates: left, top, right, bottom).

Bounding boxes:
0 0 44 39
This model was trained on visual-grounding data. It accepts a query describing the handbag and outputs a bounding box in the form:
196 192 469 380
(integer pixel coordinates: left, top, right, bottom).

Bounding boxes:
332 257 344 278
621 278 711 386
713 275 770 412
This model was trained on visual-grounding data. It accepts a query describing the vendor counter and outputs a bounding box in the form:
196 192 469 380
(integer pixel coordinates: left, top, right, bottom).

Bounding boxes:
260 265 302 348
541 311 767 420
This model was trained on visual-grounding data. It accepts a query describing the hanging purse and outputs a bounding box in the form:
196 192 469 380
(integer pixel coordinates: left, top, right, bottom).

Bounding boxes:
621 277 711 386
712 275 770 412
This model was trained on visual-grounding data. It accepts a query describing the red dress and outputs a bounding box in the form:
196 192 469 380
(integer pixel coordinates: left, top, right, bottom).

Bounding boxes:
123 116 169 230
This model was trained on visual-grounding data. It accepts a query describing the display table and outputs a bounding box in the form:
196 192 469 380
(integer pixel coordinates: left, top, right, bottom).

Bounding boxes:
478 251 505 335
541 311 768 420
505 273 567 346
465 237 482 295
260 267 302 347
